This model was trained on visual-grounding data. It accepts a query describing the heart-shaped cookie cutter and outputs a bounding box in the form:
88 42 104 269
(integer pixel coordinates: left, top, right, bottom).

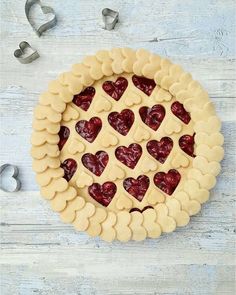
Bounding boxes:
14 41 40 64
0 164 21 192
25 0 57 37
102 8 119 30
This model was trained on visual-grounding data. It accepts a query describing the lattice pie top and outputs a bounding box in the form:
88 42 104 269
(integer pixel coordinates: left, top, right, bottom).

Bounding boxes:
31 48 224 242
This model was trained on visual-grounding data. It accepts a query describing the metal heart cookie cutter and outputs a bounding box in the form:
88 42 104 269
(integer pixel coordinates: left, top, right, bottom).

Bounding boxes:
25 0 57 37
14 41 40 64
0 164 21 192
102 8 119 30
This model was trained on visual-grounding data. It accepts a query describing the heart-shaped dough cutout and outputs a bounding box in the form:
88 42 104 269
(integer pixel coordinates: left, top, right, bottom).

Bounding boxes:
36 167 64 187
154 88 172 102
130 211 147 241
32 156 60 173
110 48 125 74
147 189 165 205
76 172 93 188
84 56 103 80
62 105 80 122
124 92 142 106
196 144 224 162
133 49 151 76
115 211 132 242
193 156 221 176
133 127 150 142
60 197 85 223
68 139 85 155
194 116 221 134
31 144 59 160
122 48 137 73
171 153 190 168
39 91 66 113
191 102 215 122
116 195 133 210
184 179 209 204
34 105 61 123
140 156 158 173
108 165 126 181
59 72 83 95
164 118 182 135
73 203 96 231
41 178 68 200
99 131 118 148
166 198 190 227
100 212 117 242
174 191 201 216
86 207 107 237
188 168 216 189
96 50 113 76
93 96 112 113
33 118 60 134
31 131 59 146
143 209 161 238
155 204 176 233
195 132 224 147
50 186 77 212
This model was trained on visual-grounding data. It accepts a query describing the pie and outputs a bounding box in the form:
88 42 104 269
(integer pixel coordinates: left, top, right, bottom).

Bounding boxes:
31 48 224 242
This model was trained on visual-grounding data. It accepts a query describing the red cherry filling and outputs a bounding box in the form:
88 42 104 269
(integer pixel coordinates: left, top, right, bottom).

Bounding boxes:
132 75 156 96
179 134 195 157
123 175 150 201
108 109 134 136
61 158 77 182
102 77 128 101
171 101 191 124
139 105 165 131
58 126 70 151
88 182 117 207
147 137 173 164
129 206 154 213
115 143 142 169
73 87 95 111
75 117 102 143
154 169 181 195
82 151 109 176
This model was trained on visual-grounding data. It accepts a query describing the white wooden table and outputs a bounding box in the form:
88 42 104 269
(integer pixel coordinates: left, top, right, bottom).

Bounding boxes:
1 1 235 294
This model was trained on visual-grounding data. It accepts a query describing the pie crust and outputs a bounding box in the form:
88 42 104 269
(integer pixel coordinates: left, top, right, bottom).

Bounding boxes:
31 48 224 242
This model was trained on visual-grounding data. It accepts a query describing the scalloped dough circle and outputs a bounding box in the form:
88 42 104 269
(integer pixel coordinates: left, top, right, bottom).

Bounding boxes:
31 48 224 242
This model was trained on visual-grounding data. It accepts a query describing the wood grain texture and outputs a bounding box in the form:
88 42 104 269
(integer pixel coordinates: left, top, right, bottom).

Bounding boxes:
0 0 236 294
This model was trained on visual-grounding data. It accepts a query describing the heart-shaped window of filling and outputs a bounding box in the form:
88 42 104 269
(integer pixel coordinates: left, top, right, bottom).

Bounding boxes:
108 109 134 136
82 151 109 176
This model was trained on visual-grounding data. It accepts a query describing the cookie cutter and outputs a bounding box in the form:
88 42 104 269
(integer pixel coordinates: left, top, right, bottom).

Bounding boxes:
25 0 57 37
102 8 119 30
0 164 21 192
14 41 40 64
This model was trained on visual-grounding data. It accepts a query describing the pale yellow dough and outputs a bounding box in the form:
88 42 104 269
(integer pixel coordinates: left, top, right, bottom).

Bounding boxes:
31 48 224 242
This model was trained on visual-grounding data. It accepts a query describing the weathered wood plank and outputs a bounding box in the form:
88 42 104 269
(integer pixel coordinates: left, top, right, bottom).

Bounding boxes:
1 265 235 295
1 0 235 57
